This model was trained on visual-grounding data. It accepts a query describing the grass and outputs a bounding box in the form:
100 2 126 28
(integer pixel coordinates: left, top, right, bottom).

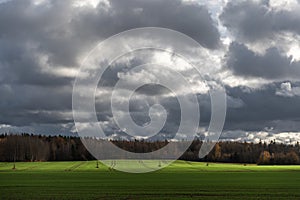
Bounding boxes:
1 161 300 199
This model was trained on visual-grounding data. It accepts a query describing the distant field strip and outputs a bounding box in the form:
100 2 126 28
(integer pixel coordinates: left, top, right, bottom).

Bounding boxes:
1 161 300 199
2 161 300 172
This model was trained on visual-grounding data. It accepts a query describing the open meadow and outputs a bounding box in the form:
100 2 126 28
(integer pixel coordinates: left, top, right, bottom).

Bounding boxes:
1 161 300 199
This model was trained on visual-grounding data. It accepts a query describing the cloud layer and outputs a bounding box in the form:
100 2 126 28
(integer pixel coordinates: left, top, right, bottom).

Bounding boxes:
1 0 300 143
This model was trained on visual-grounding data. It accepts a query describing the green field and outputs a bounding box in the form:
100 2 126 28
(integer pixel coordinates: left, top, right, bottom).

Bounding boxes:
1 161 300 199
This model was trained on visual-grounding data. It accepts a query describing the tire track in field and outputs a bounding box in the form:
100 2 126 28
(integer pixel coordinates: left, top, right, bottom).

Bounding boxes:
19 162 48 171
108 160 117 171
138 160 163 171
65 161 86 171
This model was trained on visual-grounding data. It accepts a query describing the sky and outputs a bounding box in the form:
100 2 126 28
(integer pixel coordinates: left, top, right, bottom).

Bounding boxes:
1 0 300 144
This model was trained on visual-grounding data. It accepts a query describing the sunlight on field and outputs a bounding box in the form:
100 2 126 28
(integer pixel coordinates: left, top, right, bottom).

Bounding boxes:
1 160 300 172
1 161 300 199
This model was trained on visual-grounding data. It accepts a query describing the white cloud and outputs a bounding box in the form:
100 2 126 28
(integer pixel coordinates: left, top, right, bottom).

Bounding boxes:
73 0 109 8
276 82 300 97
221 130 300 144
269 0 300 11
220 70 271 88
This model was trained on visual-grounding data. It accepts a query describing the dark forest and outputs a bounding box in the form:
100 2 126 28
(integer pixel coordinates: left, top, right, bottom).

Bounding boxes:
1 134 300 165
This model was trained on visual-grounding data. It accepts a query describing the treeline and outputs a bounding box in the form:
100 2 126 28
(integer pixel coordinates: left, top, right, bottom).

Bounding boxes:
197 141 300 165
0 134 93 162
1 134 300 165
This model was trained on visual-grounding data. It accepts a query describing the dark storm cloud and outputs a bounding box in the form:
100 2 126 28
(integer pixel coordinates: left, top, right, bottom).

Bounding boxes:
224 82 300 132
220 0 300 42
0 84 72 126
226 42 300 79
0 40 73 86
73 0 221 49
0 0 83 67
0 0 220 132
